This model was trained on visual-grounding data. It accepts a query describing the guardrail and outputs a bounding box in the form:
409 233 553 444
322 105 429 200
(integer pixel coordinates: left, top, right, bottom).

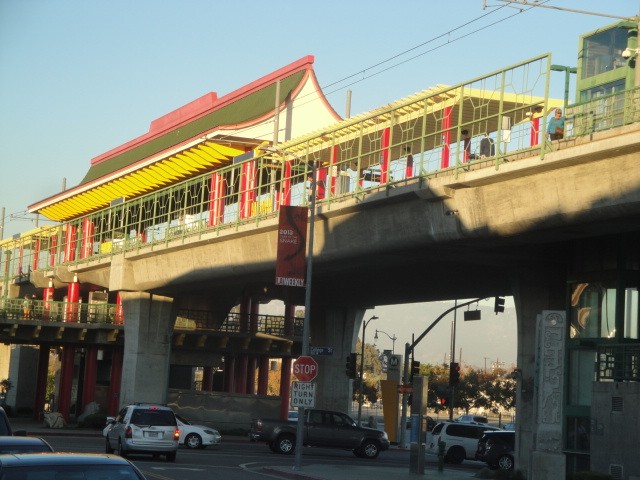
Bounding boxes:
0 299 303 338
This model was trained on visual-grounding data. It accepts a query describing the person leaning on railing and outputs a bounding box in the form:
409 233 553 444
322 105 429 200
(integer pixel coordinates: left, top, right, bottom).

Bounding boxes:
547 108 565 140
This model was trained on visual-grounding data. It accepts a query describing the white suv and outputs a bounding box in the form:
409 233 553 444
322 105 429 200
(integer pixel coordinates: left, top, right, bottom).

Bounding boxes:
105 404 179 461
428 421 500 464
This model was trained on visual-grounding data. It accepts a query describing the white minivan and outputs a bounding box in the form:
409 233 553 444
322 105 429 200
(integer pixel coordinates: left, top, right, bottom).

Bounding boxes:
428 421 500 464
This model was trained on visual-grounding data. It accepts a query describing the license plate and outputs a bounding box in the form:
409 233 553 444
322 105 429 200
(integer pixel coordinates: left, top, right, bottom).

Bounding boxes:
146 431 159 438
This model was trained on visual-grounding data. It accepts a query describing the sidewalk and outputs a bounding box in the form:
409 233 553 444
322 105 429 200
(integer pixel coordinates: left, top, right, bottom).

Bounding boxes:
10 418 480 480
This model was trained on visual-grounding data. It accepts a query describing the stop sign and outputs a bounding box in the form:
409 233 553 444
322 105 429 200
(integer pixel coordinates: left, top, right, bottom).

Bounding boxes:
293 356 318 382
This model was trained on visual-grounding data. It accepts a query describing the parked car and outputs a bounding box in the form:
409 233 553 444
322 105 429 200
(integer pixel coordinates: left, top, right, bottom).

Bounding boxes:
476 430 515 470
0 453 147 479
0 436 53 454
428 421 500 464
455 414 488 425
105 403 179 461
250 408 390 458
287 410 298 422
175 414 221 449
502 422 516 431
0 406 26 436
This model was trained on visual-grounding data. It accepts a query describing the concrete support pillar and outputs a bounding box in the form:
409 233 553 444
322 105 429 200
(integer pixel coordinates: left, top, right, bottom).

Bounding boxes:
257 356 270 395
107 349 123 416
58 346 75 422
223 354 235 392
511 267 566 480
33 346 49 420
119 292 174 408
81 347 98 410
310 306 364 412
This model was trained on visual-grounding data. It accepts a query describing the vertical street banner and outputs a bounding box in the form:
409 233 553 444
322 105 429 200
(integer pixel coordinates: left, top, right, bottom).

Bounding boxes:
275 205 308 287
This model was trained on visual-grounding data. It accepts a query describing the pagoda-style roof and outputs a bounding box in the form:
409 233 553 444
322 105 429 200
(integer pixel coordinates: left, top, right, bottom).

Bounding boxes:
29 55 341 221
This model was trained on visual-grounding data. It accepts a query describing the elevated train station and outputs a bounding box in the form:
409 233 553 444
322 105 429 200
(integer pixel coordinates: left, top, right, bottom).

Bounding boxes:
2 20 640 480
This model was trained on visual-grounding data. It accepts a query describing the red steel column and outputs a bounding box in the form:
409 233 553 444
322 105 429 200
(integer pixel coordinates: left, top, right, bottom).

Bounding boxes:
17 246 24 276
32 238 41 272
235 355 248 394
240 160 256 219
329 146 338 195
208 173 226 227
42 280 54 321
316 168 327 200
202 367 214 391
82 347 98 410
64 225 77 262
246 356 257 395
279 303 296 420
33 346 50 420
58 347 75 423
115 292 124 325
280 160 292 207
107 349 123 416
49 234 57 267
380 127 390 184
405 153 414 178
530 117 540 146
257 356 270 395
66 277 80 322
223 354 235 392
440 106 452 169
80 218 94 259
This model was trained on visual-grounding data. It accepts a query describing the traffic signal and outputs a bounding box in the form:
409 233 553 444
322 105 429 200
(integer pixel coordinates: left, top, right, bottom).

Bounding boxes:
494 296 505 314
345 353 358 379
439 396 449 407
411 360 421 379
449 362 460 386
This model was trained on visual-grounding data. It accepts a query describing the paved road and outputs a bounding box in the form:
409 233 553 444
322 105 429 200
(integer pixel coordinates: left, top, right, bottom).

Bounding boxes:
39 433 483 480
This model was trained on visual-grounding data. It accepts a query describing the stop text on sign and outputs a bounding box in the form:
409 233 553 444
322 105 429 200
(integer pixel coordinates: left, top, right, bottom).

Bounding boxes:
293 356 319 382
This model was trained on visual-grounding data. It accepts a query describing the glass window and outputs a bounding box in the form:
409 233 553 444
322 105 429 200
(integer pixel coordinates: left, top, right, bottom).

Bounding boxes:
581 27 628 78
624 288 639 339
568 349 596 407
566 416 590 452
570 283 617 339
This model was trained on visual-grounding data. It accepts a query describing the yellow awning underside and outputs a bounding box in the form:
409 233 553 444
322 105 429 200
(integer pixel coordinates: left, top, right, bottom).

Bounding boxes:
39 141 243 222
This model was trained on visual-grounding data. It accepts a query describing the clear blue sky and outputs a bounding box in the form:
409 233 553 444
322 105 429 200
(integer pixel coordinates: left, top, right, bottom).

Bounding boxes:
1 0 636 238
0 1 636 367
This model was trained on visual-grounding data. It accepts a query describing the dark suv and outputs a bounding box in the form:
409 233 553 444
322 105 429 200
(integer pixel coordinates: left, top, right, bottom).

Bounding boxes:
475 430 515 470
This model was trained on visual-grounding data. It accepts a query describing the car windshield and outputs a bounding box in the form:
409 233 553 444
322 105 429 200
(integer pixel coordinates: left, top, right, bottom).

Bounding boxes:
0 464 142 480
0 444 52 454
131 409 176 427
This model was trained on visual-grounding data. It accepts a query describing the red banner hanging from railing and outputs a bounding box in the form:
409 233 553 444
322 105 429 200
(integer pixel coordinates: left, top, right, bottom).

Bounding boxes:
275 206 308 288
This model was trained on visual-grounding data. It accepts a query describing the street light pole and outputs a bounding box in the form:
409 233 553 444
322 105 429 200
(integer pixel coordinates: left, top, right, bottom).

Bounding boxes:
260 145 316 471
374 329 397 354
357 315 378 426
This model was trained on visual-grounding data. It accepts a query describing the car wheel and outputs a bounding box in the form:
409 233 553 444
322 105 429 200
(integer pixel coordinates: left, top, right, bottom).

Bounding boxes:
275 434 295 454
498 454 514 470
117 440 127 458
105 438 113 454
166 451 177 462
360 439 380 459
185 433 202 449
445 446 465 464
